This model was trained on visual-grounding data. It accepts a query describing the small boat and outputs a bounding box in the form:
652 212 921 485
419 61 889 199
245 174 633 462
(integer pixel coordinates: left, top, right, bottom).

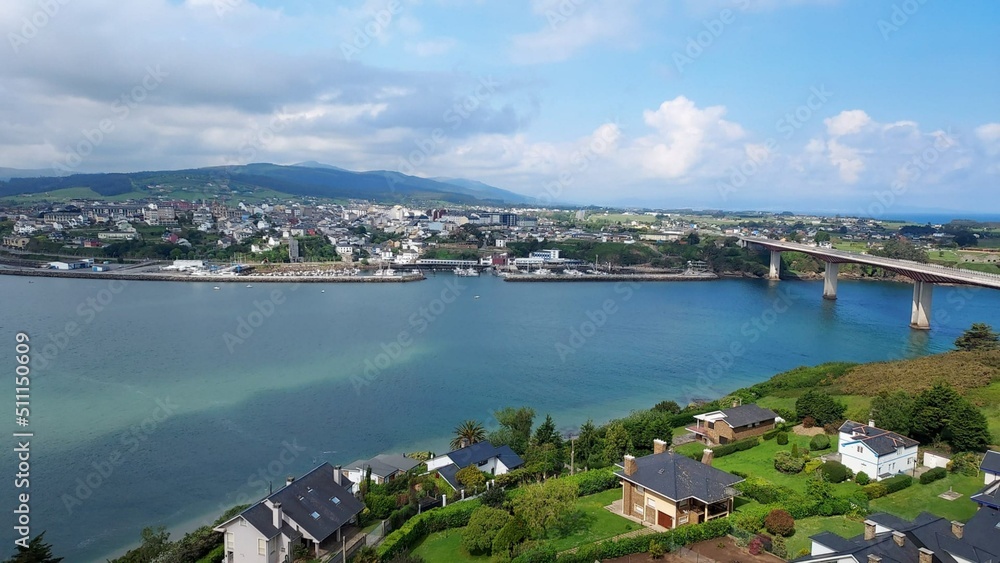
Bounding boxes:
321 290 325 293
213 286 221 290
246 284 252 288
474 295 480 299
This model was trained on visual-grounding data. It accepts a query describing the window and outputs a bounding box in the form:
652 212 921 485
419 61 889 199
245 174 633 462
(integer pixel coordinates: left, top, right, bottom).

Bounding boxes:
239 519 246 526
226 533 234 549
258 539 265 556
857 446 863 453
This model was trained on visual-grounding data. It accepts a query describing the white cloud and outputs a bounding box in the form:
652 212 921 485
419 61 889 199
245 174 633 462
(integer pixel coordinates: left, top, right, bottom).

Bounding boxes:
510 0 640 64
633 96 744 179
824 109 872 136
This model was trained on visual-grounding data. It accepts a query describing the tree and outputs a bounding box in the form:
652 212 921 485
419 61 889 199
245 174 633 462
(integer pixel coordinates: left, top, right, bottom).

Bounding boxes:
870 391 914 435
479 485 507 509
652 400 681 414
955 323 999 352
462 506 510 555
491 515 527 557
795 390 846 426
575 419 603 468
814 231 831 243
910 383 961 444
525 441 565 479
512 479 579 538
456 466 487 490
944 401 992 452
764 509 795 537
451 420 486 450
532 414 562 448
490 407 535 456
3 533 63 563
602 421 631 463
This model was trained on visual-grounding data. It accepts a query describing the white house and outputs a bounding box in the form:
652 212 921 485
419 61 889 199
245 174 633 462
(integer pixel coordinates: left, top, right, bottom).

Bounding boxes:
214 463 363 562
837 420 918 481
343 454 420 493
426 441 524 490
981 450 1000 485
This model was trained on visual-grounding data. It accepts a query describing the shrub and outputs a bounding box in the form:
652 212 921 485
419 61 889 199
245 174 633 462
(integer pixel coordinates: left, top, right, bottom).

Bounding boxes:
462 506 510 555
562 468 619 496
774 451 806 474
809 434 831 451
456 466 487 490
377 500 480 560
492 515 527 557
819 461 848 483
776 432 789 445
748 537 764 556
791 444 800 458
802 416 816 428
796 390 847 426
764 509 795 537
511 544 556 563
855 471 870 486
731 504 769 535
863 482 888 500
771 535 788 559
365 493 396 520
883 474 913 494
479 485 507 508
803 459 823 474
920 467 947 484
763 428 780 440
948 452 982 476
649 539 666 559
736 477 795 505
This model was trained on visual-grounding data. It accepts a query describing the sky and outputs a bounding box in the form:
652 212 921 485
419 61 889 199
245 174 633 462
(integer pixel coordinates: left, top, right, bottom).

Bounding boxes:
1 0 998 213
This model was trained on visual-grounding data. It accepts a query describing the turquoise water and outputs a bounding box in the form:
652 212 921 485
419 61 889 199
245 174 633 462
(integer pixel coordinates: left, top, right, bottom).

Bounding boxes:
1 274 998 560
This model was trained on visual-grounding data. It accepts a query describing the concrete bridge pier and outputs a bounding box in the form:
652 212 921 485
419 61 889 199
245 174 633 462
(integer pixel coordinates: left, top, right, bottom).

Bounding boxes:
910 281 933 330
823 263 838 300
769 250 781 280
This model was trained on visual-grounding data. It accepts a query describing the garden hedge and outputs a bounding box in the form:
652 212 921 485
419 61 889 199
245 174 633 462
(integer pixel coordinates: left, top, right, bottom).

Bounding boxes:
377 499 480 559
920 467 947 484
809 434 831 451
554 517 732 562
561 468 620 496
713 437 761 458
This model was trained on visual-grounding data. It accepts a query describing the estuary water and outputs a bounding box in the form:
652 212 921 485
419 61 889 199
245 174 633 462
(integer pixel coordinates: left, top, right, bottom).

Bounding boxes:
1 274 999 561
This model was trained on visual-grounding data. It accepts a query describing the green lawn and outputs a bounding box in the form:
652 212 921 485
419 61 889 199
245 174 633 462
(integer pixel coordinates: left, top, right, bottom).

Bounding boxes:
411 488 638 562
869 473 984 522
966 381 1000 445
411 528 489 563
785 516 865 560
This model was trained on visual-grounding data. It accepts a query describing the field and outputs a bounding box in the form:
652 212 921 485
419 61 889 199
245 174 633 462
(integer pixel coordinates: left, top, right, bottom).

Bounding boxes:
785 516 864 559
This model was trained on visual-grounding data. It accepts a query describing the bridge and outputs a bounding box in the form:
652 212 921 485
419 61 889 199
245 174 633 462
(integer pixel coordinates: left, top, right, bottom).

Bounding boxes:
739 237 1000 330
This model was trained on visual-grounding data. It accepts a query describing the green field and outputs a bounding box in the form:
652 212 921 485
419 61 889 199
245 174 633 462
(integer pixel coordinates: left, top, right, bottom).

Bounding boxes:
411 528 489 562
0 187 149 203
869 473 983 522
785 516 865 559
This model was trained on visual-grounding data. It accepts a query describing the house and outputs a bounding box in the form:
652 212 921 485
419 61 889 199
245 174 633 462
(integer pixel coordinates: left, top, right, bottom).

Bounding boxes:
687 403 779 445
425 441 524 490
980 450 1000 485
793 509 1000 563
214 463 363 562
343 454 420 493
971 479 1000 511
838 420 918 481
614 440 742 530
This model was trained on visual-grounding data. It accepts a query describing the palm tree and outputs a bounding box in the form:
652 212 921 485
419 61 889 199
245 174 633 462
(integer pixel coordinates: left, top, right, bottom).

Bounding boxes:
451 420 486 450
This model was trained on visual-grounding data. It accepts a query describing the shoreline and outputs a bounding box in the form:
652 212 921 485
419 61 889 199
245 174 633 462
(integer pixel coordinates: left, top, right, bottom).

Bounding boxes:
504 273 720 282
0 268 425 283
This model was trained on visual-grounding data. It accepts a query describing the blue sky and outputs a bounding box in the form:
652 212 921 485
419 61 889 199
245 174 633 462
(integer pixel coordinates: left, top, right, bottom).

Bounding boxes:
1 0 997 213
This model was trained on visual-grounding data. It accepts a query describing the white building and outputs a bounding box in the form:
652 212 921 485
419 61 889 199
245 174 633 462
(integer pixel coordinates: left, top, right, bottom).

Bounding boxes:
837 421 918 481
425 441 524 490
981 450 1000 485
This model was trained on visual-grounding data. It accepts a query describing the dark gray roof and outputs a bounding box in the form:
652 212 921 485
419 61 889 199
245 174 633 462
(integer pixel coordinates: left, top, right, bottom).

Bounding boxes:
346 454 420 479
239 503 283 540
971 480 1000 510
443 441 524 470
980 450 1000 474
839 420 919 456
437 464 461 490
793 510 1000 563
269 463 364 543
614 452 742 503
719 404 778 428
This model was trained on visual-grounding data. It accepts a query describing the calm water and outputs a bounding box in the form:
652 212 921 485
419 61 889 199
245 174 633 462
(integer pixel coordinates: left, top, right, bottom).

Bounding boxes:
1 274 999 561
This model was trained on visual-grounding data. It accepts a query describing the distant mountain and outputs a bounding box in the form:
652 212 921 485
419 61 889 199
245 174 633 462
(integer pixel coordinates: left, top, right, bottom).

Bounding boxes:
0 167 72 181
291 161 351 172
431 177 533 204
0 163 535 205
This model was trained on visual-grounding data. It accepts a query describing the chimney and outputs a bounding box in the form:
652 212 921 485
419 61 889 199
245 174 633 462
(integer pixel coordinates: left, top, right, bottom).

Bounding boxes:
701 448 714 466
272 502 283 530
623 455 637 476
333 465 342 486
918 548 934 563
892 531 905 547
869 419 876 428
460 437 469 449
732 399 739 408
653 439 668 455
286 476 295 486
864 519 877 541
951 520 964 539
867 556 881 563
